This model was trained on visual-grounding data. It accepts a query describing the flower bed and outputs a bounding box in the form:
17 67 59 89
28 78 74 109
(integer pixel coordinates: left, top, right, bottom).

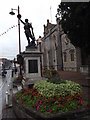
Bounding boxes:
13 80 88 119
13 98 89 120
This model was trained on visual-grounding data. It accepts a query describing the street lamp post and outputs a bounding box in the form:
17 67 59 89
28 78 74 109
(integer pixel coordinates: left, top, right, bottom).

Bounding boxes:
9 5 22 76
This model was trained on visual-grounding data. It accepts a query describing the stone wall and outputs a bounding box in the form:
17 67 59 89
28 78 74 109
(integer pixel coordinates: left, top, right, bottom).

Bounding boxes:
61 34 81 71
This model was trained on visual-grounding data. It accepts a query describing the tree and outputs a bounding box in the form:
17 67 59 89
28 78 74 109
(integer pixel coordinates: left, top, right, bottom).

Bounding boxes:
57 2 90 64
57 2 90 107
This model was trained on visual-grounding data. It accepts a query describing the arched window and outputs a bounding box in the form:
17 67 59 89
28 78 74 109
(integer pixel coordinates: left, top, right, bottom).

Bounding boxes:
63 52 67 62
52 34 57 50
69 49 74 61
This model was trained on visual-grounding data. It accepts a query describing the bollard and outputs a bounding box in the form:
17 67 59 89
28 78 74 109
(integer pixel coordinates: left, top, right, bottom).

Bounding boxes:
12 70 13 77
6 91 8 106
9 83 12 91
8 85 10 95
22 79 25 86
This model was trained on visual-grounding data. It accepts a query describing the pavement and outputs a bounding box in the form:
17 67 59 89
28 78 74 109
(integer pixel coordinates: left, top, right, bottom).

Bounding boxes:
1 71 90 120
1 72 18 120
1 82 17 119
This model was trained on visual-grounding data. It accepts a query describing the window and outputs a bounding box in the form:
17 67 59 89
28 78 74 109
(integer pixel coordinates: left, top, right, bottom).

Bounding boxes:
70 50 74 61
63 52 67 62
52 34 57 50
71 53 74 61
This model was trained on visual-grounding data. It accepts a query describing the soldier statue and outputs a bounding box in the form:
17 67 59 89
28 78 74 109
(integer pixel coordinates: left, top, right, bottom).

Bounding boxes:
17 14 36 46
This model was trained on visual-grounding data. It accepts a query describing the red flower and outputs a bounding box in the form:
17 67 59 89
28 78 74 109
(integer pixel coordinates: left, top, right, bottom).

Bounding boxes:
85 104 87 109
44 105 46 109
31 93 34 97
58 103 61 107
37 106 39 111
59 97 62 102
36 100 39 104
47 100 49 103
79 99 83 105
49 98 52 101
27 91 29 94
32 103 34 107
31 88 33 92
77 106 80 110
39 100 42 105
52 98 55 103
49 108 52 113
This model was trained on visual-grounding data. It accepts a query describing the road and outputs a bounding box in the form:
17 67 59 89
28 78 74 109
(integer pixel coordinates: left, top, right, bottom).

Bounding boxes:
0 70 12 119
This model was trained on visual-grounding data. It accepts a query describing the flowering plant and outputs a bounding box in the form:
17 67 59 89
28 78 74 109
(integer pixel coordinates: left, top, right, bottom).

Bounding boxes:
33 80 82 98
15 80 88 114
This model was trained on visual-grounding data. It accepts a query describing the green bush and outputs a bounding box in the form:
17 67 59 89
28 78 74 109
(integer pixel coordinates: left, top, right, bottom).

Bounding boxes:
42 69 59 79
33 80 82 98
47 76 66 84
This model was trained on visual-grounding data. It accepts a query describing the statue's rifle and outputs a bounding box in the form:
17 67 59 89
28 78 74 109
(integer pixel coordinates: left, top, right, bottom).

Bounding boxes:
31 27 35 40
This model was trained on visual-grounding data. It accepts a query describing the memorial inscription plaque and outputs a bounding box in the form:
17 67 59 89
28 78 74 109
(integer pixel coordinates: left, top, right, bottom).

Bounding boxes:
28 60 38 73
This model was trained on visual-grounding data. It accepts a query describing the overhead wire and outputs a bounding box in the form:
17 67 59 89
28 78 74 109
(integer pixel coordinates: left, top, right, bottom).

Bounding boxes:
0 25 17 37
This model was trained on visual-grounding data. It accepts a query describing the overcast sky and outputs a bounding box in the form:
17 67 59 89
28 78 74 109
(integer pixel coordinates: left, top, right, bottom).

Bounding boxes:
0 0 61 60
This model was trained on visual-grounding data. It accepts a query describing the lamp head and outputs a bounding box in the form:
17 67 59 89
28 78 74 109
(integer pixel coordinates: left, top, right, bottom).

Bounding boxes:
9 9 15 15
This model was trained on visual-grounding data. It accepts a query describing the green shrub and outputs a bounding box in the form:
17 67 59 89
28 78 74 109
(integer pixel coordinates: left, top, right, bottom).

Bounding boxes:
42 69 59 79
47 76 66 84
33 80 82 98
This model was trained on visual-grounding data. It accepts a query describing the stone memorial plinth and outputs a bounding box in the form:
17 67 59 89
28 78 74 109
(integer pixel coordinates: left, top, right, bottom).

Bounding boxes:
22 45 42 83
